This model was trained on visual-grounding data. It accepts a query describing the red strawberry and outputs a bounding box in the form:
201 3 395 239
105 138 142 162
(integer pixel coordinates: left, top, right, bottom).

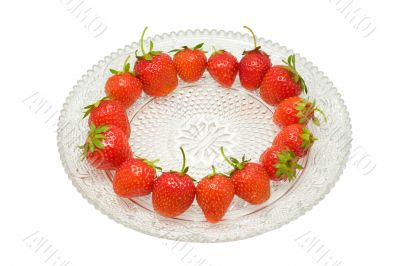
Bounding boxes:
152 147 196 218
260 55 307 105
207 48 238 88
84 97 130 137
171 43 207 83
113 157 161 198
105 56 142 108
273 124 316 157
196 166 235 223
259 146 302 181
80 123 132 170
273 97 327 128
220 148 270 205
134 27 178 97
238 26 272 90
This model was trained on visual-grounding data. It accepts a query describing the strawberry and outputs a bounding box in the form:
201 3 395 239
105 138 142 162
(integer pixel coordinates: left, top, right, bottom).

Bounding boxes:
80 123 132 170
83 97 130 137
152 147 196 218
259 146 302 181
220 147 270 205
113 157 161 198
238 26 272 90
105 56 142 109
273 97 327 128
273 124 316 157
207 48 238 88
170 43 207 83
260 55 307 105
134 27 178 97
196 166 235 223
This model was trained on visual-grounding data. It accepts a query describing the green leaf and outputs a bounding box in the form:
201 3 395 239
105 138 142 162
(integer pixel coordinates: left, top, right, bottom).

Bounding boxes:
95 134 105 139
89 142 95 153
123 63 130 72
92 138 104 149
183 166 189 174
149 40 154 51
230 157 239 164
312 117 320 126
169 49 181 53
95 125 109 134
299 117 307 124
90 122 96 132
82 144 89 158
110 69 119 74
194 43 204 49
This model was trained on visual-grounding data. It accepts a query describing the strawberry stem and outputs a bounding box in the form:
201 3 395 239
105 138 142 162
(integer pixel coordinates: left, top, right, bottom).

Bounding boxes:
109 56 132 75
139 26 148 56
211 165 217 175
220 147 249 171
243 25 257 49
135 27 161 61
220 147 236 168
179 146 189 175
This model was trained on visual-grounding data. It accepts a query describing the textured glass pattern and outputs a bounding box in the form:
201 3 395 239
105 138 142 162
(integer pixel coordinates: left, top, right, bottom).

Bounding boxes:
57 29 352 242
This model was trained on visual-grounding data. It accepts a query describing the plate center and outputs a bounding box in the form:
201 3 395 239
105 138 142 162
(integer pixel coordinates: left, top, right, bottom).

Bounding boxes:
130 83 278 179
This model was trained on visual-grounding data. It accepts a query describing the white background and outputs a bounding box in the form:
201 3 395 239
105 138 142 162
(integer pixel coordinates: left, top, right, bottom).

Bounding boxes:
1 0 399 265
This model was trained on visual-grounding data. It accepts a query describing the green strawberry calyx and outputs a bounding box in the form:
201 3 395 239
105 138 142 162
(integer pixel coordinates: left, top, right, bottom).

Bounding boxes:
242 25 262 55
78 122 109 159
220 147 250 173
109 56 135 75
82 96 109 119
202 165 228 180
274 148 303 182
135 26 161 61
136 156 163 171
300 127 318 150
295 98 328 126
169 43 207 54
211 46 226 56
282 55 308 94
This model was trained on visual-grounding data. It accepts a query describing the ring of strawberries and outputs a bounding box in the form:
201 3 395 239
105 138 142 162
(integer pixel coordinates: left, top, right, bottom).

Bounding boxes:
79 26 327 224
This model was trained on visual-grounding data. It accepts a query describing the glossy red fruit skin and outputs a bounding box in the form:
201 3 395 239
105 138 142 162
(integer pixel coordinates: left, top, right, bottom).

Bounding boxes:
207 51 239 88
260 66 302 105
273 124 309 157
196 175 235 223
239 50 271 90
231 162 270 204
260 146 286 181
105 73 142 109
152 172 196 218
88 100 131 137
273 97 304 127
134 53 178 97
86 125 132 170
113 158 155 198
174 49 207 83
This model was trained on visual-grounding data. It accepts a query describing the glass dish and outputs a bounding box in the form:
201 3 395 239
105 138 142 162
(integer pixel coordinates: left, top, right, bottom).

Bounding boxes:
57 29 352 242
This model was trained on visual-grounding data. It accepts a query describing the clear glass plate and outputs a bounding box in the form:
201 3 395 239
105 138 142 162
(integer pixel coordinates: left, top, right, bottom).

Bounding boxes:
57 29 352 242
